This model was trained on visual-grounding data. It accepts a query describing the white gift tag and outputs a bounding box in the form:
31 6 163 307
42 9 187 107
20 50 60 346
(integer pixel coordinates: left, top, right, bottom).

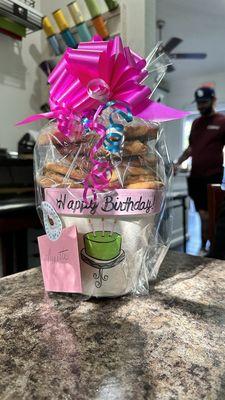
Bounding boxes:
42 201 62 241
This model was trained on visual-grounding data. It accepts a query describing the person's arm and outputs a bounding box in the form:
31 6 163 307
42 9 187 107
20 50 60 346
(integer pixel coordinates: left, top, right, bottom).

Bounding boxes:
176 146 192 166
174 120 195 173
173 146 192 174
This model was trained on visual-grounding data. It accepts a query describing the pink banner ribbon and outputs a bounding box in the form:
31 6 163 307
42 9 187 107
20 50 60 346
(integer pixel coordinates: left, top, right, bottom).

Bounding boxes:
45 188 165 216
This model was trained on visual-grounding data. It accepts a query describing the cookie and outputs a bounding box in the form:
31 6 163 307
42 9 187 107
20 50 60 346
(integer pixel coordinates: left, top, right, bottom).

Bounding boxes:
37 124 90 146
110 169 122 183
41 171 83 188
110 166 157 184
121 155 157 165
125 181 164 189
38 130 73 147
84 139 148 157
126 165 155 176
123 140 148 156
37 176 57 188
44 162 86 180
124 124 158 141
125 174 157 184
53 135 149 159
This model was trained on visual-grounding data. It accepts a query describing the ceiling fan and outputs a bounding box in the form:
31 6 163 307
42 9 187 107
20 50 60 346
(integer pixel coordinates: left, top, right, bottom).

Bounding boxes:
156 20 207 72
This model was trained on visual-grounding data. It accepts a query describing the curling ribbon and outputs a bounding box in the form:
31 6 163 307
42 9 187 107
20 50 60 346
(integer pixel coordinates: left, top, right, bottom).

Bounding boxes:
82 100 133 202
82 116 112 203
104 100 133 153
16 105 79 137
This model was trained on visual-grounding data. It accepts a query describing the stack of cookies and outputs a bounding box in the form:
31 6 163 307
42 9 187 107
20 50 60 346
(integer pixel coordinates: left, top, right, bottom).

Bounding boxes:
36 121 164 191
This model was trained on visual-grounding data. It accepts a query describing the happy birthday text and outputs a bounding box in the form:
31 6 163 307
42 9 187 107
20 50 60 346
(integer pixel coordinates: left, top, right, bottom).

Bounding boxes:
55 193 157 215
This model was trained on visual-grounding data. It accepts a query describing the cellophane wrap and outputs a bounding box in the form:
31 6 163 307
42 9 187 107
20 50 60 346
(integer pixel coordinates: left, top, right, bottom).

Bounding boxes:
18 35 187 297
34 109 172 298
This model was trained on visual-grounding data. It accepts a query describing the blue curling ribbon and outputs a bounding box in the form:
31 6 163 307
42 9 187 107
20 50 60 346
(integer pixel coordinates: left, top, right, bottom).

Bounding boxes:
104 101 133 154
104 124 124 153
80 100 133 153
81 110 96 133
81 116 90 132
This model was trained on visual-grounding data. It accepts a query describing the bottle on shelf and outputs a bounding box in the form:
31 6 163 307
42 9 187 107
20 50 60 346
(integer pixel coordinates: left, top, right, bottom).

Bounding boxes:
104 0 119 11
67 1 92 42
42 16 64 56
53 9 78 48
84 0 109 40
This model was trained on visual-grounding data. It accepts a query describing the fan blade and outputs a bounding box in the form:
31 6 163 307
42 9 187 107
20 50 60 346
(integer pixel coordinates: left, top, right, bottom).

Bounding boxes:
163 37 183 53
170 53 207 59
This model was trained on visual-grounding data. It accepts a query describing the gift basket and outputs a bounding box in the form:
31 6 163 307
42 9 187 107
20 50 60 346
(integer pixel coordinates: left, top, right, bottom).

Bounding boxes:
18 36 188 297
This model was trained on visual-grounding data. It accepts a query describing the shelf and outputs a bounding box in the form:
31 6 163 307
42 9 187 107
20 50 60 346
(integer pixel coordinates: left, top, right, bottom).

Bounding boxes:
0 0 43 32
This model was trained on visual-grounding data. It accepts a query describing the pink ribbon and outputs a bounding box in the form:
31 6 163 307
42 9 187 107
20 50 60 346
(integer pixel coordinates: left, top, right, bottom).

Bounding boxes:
82 100 133 202
18 36 189 134
17 35 189 202
82 103 112 203
16 106 77 137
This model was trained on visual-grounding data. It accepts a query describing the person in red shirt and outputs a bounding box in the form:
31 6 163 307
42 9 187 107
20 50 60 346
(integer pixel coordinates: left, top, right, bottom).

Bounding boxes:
174 87 225 253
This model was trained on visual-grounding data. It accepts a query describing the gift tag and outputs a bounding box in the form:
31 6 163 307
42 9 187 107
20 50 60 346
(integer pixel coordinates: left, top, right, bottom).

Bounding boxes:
42 201 62 241
38 225 82 293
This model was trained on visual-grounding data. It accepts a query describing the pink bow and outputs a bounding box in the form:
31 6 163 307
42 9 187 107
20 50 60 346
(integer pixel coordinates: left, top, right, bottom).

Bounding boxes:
17 36 188 133
49 36 188 121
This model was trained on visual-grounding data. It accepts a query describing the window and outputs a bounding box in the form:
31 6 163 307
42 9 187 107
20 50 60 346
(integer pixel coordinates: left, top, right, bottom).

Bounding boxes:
181 113 197 170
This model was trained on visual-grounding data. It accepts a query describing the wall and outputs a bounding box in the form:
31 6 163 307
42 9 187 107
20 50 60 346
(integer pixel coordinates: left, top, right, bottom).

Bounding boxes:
0 0 43 152
120 0 156 56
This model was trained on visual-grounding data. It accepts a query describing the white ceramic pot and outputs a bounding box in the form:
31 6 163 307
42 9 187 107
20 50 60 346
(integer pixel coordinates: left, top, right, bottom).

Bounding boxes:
61 215 155 297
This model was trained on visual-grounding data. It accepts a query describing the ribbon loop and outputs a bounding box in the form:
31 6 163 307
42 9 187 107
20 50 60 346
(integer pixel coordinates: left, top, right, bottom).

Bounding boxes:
87 78 110 102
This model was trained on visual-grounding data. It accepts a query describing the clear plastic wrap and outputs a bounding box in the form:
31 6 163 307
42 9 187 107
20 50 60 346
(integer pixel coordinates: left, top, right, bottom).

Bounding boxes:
16 36 187 298
34 111 172 297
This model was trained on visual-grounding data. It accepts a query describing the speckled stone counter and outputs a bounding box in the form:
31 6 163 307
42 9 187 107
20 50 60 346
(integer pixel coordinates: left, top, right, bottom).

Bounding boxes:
0 251 225 400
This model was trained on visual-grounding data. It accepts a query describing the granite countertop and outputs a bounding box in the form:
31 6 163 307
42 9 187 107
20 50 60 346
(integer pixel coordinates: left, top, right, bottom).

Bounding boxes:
0 251 225 400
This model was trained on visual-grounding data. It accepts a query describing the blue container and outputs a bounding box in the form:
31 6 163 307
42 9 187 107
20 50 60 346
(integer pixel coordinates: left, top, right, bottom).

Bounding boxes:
47 35 63 56
61 29 78 48
76 22 92 41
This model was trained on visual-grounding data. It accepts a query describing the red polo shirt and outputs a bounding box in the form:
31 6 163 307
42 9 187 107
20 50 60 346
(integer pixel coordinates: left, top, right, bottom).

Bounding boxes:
189 113 225 177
